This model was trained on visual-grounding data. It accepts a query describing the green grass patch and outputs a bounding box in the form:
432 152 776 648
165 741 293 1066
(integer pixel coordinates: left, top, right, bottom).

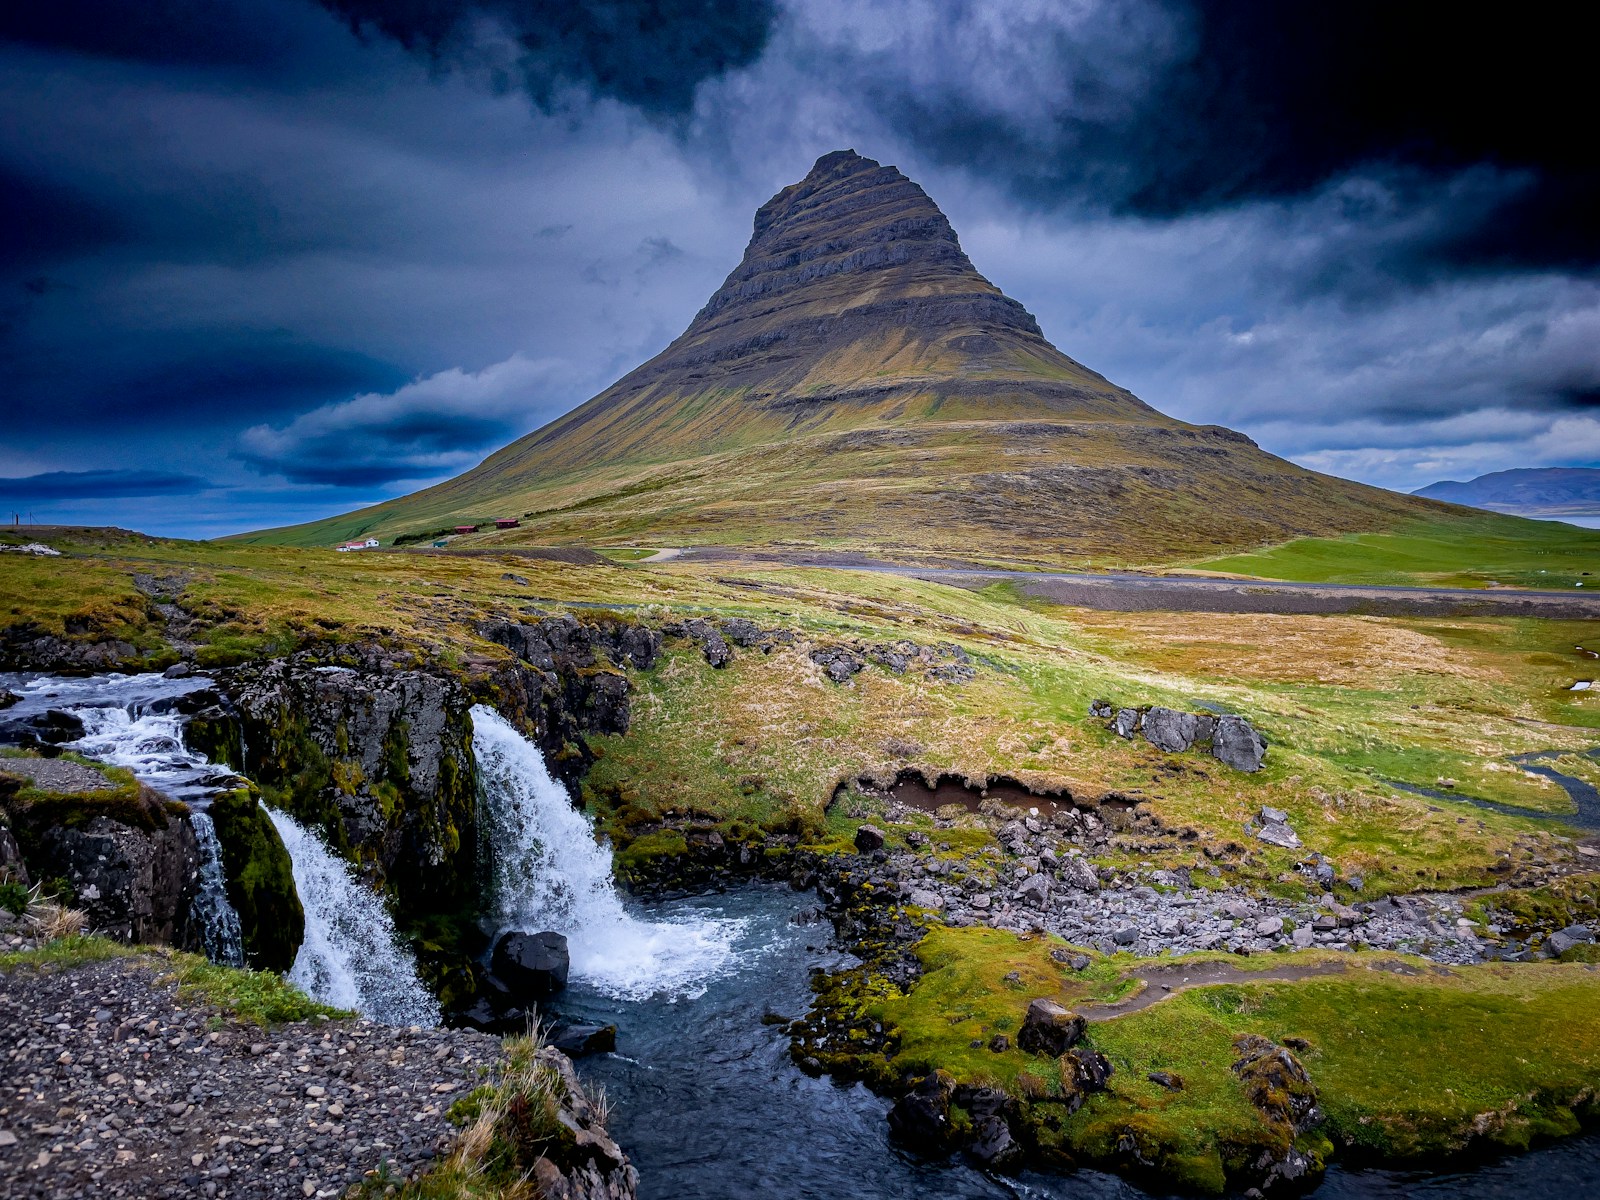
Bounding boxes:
1199 514 1600 590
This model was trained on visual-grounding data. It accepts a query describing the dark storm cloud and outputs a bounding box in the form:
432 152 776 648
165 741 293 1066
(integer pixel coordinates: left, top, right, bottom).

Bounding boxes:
1 0 1597 533
234 355 582 486
318 0 776 115
0 470 210 500
832 0 1597 276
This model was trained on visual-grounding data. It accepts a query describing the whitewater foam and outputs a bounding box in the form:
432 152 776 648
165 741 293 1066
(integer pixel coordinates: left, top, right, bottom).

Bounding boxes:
471 704 744 1001
267 808 440 1026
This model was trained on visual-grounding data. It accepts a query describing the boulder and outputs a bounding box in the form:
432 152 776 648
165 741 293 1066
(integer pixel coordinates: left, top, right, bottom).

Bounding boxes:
491 930 570 999
1057 856 1101 892
907 888 945 910
811 645 865 683
854 824 886 854
1212 715 1267 772
1017 873 1051 907
1257 822 1302 849
1141 707 1201 753
1548 924 1594 956
1017 998 1084 1057
1088 698 1113 719
887 1071 956 1152
1111 708 1141 739
549 1022 617 1057
1147 1070 1183 1091
1259 805 1290 825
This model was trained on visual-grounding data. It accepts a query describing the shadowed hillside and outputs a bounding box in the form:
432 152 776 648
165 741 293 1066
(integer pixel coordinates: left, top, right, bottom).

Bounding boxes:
241 150 1450 565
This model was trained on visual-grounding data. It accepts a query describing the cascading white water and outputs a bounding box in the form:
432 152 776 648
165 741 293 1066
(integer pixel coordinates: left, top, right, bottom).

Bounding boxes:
266 808 440 1026
186 812 246 968
471 704 743 1001
2 671 248 966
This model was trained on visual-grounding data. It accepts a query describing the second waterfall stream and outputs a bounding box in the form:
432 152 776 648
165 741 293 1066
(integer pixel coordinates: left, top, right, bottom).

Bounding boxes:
471 704 744 1001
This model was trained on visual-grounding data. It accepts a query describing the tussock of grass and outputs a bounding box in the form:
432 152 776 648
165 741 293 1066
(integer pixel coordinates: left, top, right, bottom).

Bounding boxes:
358 1033 606 1200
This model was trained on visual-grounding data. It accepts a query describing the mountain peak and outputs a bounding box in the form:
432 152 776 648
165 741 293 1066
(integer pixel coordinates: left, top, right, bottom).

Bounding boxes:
258 150 1440 564
692 148 996 333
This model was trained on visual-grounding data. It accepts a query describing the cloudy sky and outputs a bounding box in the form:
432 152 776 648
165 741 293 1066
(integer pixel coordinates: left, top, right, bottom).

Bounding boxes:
3 1 1596 537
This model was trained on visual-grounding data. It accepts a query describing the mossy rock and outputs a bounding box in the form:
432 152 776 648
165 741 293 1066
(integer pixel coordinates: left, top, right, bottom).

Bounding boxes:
207 790 304 973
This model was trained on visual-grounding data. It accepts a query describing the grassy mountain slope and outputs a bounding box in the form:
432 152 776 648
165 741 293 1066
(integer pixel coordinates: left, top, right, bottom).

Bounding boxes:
239 150 1454 566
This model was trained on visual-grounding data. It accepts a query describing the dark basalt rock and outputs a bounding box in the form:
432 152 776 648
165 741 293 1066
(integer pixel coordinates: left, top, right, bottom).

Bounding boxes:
205 789 304 973
1212 714 1267 772
663 618 732 667
1017 998 1085 1057
853 823 886 853
204 654 480 922
0 707 86 748
549 1022 617 1057
811 646 865 683
887 1070 957 1152
34 812 202 949
1064 1048 1115 1094
1095 700 1266 772
491 930 570 1000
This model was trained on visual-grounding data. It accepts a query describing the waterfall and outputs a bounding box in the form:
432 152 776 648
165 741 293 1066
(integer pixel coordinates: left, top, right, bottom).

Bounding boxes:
9 671 250 966
188 812 246 968
471 704 744 1001
266 808 440 1026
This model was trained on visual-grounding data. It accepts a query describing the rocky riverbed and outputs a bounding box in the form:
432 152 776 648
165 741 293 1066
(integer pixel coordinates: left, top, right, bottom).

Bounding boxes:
861 799 1597 967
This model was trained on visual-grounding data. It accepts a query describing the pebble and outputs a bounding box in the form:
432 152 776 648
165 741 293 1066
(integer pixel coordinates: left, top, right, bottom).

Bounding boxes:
0 956 503 1199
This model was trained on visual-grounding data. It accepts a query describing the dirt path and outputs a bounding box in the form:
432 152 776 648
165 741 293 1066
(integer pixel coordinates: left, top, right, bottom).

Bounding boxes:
1079 957 1418 1019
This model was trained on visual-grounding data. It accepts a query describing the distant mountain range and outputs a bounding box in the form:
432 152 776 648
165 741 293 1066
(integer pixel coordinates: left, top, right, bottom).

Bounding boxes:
1413 468 1600 516
243 150 1453 564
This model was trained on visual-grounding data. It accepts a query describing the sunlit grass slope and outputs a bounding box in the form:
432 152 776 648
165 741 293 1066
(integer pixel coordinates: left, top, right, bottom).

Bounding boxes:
1198 514 1600 589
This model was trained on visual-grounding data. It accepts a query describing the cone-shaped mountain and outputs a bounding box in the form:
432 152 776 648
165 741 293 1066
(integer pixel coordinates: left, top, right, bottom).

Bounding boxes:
251 150 1442 563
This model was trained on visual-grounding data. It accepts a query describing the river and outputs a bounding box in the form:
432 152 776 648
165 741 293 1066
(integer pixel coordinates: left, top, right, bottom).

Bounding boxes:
557 886 1600 1200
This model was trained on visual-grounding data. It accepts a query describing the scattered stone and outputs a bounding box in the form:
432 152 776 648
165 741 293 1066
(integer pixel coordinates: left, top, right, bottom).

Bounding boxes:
1016 999 1084 1057
854 824 886 854
1147 1071 1184 1091
1256 822 1302 850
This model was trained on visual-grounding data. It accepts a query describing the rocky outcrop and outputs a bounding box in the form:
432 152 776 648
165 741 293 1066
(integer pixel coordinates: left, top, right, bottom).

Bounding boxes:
1091 699 1267 772
528 1045 640 1200
34 812 202 947
205 788 304 972
0 767 204 951
190 657 478 923
0 621 143 673
478 613 658 791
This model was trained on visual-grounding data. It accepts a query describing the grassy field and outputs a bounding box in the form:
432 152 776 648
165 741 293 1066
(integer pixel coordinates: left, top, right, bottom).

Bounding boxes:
3 530 1596 897
1198 515 1600 589
838 925 1600 1191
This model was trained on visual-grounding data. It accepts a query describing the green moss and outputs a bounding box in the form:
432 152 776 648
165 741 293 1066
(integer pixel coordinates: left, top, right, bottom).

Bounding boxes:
162 951 348 1026
206 789 304 973
612 829 689 884
817 924 1600 1191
